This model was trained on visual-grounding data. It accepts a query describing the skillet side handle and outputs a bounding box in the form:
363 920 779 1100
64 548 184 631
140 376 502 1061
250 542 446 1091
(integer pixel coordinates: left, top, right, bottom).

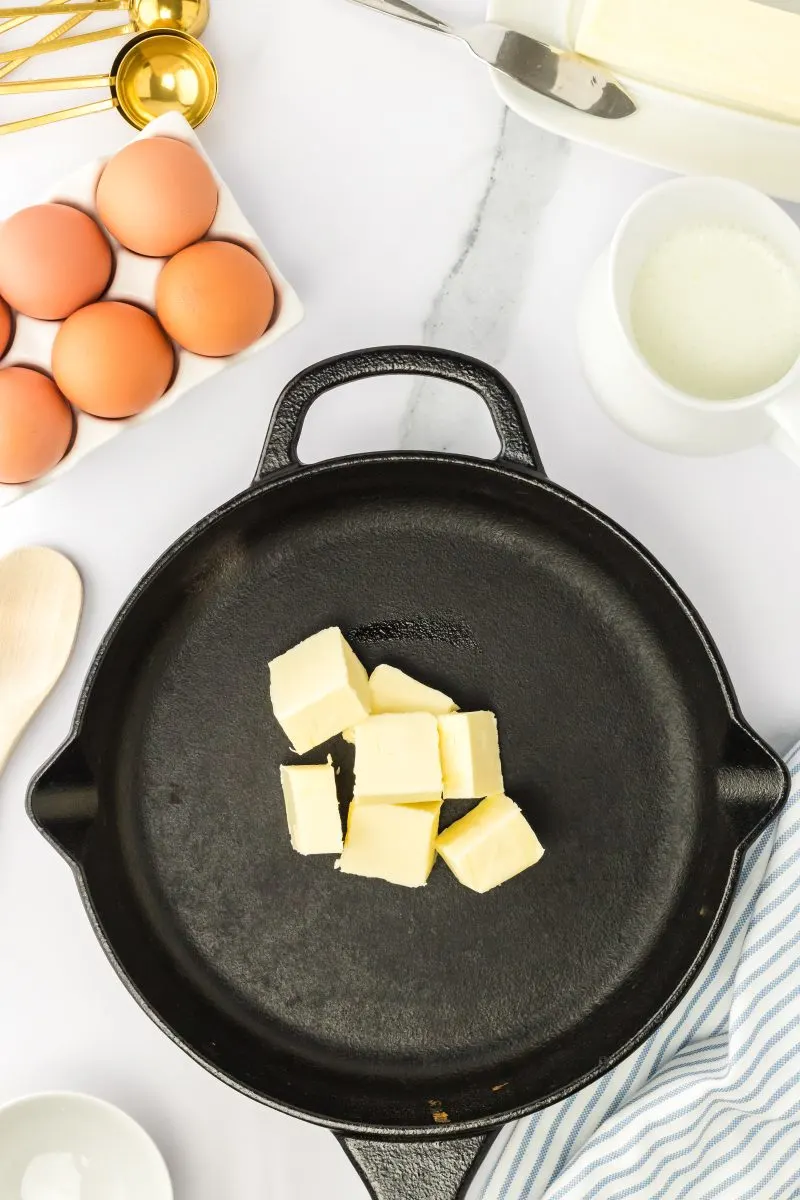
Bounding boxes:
255 346 546 481
337 1132 500 1200
27 738 98 867
718 723 790 845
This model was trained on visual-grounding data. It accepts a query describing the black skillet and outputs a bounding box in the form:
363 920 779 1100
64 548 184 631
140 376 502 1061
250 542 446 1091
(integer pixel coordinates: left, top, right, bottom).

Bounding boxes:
30 347 788 1199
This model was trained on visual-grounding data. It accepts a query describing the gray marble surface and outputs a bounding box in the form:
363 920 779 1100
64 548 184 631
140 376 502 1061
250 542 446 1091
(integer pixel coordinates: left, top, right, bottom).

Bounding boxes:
402 112 568 451
1 2 800 1198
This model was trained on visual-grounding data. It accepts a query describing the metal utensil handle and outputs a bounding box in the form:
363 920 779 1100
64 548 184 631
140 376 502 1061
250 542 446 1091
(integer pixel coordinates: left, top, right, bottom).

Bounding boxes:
0 70 109 93
256 346 545 480
0 10 91 79
0 22 130 67
0 0 72 38
0 0 119 14
0 96 112 135
346 0 453 36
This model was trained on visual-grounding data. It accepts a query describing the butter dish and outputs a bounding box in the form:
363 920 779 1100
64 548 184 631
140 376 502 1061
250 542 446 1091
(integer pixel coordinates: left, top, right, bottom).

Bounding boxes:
488 0 800 201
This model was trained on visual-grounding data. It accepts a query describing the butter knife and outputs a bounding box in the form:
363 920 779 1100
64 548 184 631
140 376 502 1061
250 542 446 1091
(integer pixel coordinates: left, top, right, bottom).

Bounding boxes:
346 0 636 119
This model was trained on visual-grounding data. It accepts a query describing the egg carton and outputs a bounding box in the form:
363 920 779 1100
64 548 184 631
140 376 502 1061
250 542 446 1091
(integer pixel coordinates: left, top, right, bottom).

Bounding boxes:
0 112 304 508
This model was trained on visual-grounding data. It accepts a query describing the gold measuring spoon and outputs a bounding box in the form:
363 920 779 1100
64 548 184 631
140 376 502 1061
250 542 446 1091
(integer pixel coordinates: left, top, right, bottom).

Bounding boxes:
0 0 208 65
0 29 217 135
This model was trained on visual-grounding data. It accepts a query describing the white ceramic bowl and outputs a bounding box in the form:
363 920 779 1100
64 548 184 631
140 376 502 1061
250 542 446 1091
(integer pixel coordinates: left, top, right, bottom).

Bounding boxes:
0 1093 172 1200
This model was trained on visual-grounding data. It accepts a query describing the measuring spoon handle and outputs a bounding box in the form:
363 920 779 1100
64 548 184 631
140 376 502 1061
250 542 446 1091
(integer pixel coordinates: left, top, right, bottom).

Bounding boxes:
0 1 119 14
0 96 113 134
0 11 89 79
0 72 108 93
0 22 131 65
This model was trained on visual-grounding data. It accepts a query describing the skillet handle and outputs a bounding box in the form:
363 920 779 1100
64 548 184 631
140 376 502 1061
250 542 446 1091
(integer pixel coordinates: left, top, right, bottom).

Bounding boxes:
27 737 98 866
256 347 545 480
718 722 790 844
337 1131 500 1200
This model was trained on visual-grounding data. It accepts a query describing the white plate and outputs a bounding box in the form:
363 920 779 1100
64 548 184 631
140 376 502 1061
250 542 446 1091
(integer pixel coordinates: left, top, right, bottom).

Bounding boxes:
0 112 304 509
487 0 800 201
0 1092 172 1200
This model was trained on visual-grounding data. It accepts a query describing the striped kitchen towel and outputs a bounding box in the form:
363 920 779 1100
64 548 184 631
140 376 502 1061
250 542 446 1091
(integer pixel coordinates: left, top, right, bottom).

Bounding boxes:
483 742 800 1200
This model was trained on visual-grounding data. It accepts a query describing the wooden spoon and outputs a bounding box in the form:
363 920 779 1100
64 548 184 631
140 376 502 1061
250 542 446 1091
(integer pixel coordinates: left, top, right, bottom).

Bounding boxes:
0 547 82 775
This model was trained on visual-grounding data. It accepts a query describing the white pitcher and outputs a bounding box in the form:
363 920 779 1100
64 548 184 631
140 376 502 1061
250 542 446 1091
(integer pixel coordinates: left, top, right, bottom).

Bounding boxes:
578 176 800 463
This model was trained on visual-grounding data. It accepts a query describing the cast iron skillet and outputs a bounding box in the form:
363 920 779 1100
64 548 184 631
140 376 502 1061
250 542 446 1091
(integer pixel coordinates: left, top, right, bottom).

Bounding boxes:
30 347 788 1199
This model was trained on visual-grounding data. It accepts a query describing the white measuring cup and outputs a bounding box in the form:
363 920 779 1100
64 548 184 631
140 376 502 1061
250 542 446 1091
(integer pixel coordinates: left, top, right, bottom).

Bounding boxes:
578 176 800 462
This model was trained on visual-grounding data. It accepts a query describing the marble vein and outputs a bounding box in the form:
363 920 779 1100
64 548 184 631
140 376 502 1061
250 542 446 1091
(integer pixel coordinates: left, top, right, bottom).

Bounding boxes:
399 109 569 453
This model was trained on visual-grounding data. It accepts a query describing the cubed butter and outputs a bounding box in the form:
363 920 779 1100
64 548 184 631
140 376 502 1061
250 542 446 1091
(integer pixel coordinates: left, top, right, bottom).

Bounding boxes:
437 794 544 893
369 664 457 716
269 627 371 754
336 800 441 887
576 0 800 122
280 763 343 855
438 711 503 800
354 713 443 805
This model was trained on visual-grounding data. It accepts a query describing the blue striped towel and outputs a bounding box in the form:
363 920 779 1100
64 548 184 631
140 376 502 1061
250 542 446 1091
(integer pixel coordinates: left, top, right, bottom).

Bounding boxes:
483 742 800 1200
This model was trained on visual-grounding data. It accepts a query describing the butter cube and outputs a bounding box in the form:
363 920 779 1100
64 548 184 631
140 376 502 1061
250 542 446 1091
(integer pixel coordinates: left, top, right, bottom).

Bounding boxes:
342 668 455 743
337 800 441 887
353 713 443 805
280 763 343 855
269 627 371 754
438 712 503 800
437 794 544 893
369 665 457 716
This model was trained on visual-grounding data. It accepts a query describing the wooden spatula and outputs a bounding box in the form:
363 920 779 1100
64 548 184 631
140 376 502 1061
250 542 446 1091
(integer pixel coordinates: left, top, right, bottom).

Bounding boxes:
0 547 82 775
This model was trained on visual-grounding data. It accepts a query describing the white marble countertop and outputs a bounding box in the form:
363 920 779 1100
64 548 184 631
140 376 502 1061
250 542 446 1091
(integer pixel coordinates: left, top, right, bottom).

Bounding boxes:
1 2 799 1197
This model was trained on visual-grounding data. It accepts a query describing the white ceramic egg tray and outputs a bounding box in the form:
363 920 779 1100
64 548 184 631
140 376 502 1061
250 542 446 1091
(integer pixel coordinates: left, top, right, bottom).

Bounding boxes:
0 112 304 508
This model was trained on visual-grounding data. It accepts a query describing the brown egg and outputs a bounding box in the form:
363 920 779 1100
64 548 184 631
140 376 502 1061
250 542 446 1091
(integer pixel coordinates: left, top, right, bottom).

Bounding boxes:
0 204 113 321
52 301 174 419
97 137 219 258
0 297 11 359
0 367 73 484
156 241 275 358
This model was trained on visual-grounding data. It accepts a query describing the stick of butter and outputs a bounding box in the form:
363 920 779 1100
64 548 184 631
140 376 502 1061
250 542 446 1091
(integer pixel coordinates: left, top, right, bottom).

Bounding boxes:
575 0 800 122
269 627 371 755
438 712 504 801
437 794 544 893
280 763 343 855
369 664 458 716
353 713 443 805
336 800 442 887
